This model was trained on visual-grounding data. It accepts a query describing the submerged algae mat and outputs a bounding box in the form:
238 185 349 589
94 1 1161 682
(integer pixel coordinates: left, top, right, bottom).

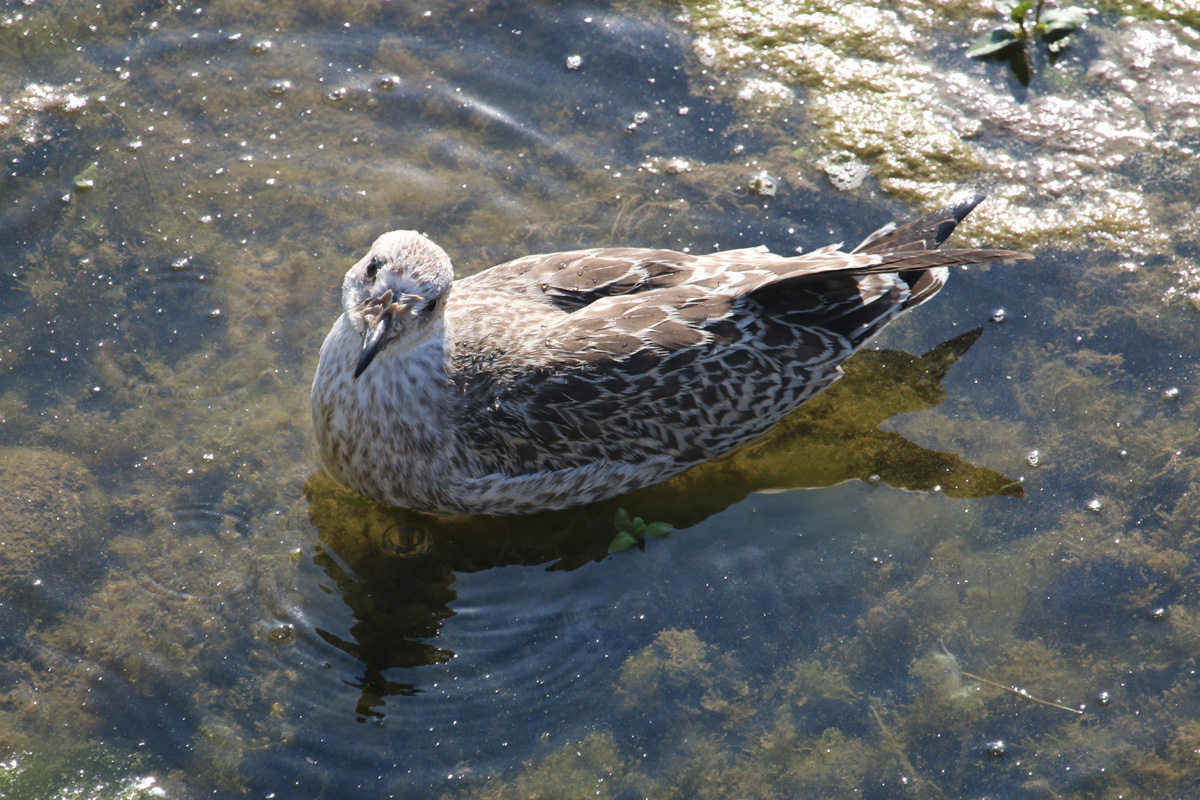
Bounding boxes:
2 0 1200 797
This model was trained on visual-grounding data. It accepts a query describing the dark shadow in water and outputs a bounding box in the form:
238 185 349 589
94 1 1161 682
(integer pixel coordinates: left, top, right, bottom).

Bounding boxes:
304 328 1023 717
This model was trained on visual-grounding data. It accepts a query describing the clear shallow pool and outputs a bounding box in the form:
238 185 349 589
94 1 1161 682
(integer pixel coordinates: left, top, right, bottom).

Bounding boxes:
3 0 1200 797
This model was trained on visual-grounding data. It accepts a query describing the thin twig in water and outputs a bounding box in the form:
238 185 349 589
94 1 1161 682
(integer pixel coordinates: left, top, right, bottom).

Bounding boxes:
869 704 948 800
953 669 1083 715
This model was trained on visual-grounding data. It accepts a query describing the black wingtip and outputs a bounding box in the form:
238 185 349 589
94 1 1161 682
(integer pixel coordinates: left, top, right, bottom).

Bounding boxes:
951 193 987 224
852 193 998 255
934 193 987 247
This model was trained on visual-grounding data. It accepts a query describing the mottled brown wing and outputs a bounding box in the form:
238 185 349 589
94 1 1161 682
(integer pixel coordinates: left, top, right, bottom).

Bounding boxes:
451 197 1031 477
462 246 794 312
451 267 902 476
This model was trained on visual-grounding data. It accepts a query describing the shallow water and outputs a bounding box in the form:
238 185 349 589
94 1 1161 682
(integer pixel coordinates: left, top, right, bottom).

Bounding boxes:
3 0 1200 797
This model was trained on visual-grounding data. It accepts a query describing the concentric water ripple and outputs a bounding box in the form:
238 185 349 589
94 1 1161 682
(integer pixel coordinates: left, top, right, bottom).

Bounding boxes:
249 554 637 789
132 502 259 607
240 486 880 791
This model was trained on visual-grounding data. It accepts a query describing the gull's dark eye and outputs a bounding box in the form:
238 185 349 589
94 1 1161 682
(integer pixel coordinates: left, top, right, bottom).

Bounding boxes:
365 256 381 281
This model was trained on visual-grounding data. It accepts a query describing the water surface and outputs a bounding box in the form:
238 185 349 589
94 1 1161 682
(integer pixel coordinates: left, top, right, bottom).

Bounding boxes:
3 0 1200 797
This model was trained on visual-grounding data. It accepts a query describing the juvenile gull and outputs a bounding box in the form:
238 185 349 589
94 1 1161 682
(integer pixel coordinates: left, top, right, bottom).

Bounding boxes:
312 195 1030 515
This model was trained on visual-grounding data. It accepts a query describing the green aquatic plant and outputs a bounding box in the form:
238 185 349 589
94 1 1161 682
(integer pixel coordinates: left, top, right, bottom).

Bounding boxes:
608 508 672 553
968 0 1090 85
0 745 170 800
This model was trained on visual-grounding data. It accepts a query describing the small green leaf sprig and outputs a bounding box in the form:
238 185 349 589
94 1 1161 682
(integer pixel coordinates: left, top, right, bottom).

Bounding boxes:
968 1 1090 85
608 508 672 553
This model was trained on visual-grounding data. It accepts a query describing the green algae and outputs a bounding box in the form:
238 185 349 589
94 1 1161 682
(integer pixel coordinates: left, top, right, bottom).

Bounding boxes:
0 747 175 799
1098 0 1200 26
674 0 1198 263
2 0 1200 797
446 496 1200 798
442 732 631 800
0 447 108 593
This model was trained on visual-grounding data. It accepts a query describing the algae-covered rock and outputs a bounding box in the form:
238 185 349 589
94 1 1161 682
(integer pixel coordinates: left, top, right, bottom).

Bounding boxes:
676 0 1197 260
0 446 108 591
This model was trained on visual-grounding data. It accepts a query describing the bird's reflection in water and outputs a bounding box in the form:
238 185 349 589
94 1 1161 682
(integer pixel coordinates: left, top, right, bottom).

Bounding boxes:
304 328 1022 718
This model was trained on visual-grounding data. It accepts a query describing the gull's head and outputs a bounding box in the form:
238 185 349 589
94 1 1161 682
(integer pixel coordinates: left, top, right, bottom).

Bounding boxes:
342 230 453 378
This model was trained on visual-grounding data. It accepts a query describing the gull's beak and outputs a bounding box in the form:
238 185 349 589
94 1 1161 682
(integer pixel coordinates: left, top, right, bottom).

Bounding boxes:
354 312 392 378
353 290 422 379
